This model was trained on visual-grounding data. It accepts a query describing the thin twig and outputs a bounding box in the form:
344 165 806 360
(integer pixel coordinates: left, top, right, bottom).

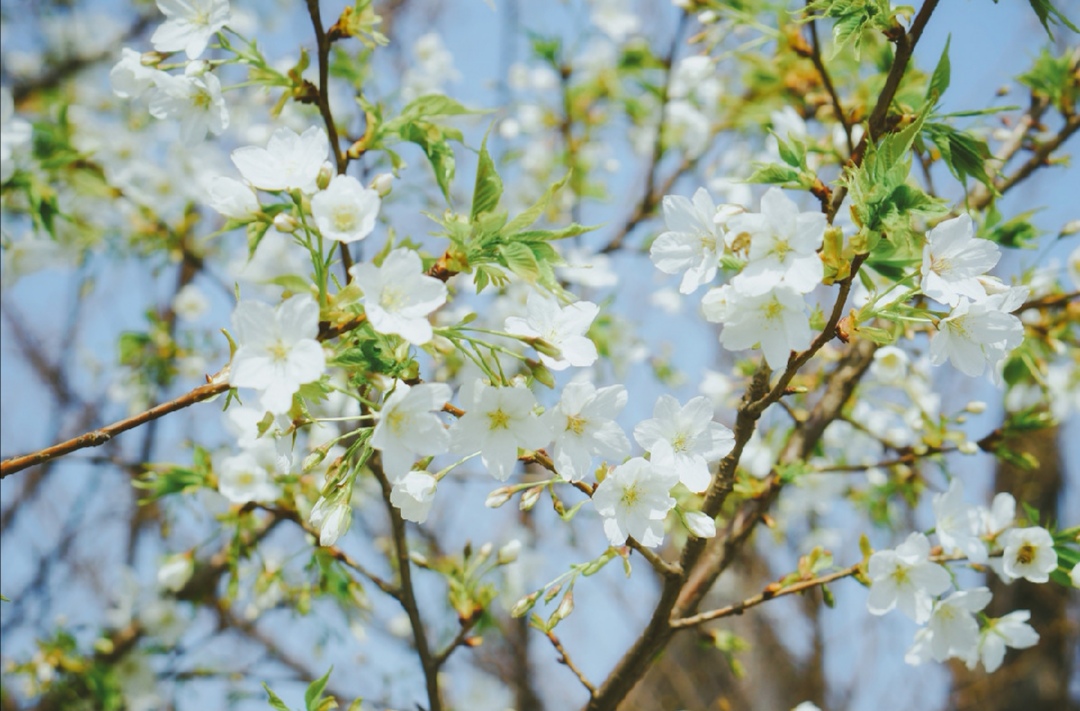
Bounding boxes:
805 1 852 154
670 563 862 629
305 0 354 278
547 630 596 696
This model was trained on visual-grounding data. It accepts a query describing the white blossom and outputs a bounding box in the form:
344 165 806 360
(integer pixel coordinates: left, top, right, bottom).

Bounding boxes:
148 70 229 143
370 381 452 482
110 48 161 98
349 249 448 346
727 187 826 296
229 294 326 415
999 526 1058 583
932 479 987 563
920 214 1000 306
925 588 993 666
217 449 281 504
151 0 230 60
592 455 678 547
451 382 551 481
649 187 723 294
930 293 1025 382
231 126 329 193
1 87 32 184
504 291 599 370
545 382 630 482
975 610 1039 672
390 471 438 523
634 394 734 493
207 176 260 220
311 174 381 243
714 284 813 370
866 532 951 623
157 554 194 592
309 497 351 547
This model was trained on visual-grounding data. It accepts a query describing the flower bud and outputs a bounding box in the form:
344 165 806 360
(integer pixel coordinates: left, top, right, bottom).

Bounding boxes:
317 164 334 191
519 485 543 511
185 60 209 77
684 511 717 538
485 487 513 508
157 553 195 592
497 539 522 565
273 213 299 233
371 172 394 197
958 440 978 455
510 590 540 618
965 400 987 414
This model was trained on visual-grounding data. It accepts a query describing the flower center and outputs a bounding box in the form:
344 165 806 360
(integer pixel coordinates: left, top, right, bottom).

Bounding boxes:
620 483 640 507
332 206 359 233
379 285 407 311
487 408 511 430
386 408 408 435
671 432 689 453
1016 542 1036 565
565 414 587 435
773 239 791 261
268 340 289 363
762 297 784 321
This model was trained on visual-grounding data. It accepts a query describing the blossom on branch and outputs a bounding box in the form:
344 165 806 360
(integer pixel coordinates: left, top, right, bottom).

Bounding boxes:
151 0 231 60
633 394 733 493
371 381 452 482
231 126 329 193
504 291 599 371
592 454 678 547
349 249 448 346
229 294 326 415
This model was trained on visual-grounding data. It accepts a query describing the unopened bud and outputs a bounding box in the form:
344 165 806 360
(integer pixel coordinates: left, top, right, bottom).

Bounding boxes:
510 590 540 618
958 440 978 455
371 172 394 197
519 485 543 511
485 487 513 508
550 589 575 624
965 400 987 414
530 337 563 360
528 359 555 389
141 51 166 66
477 542 494 562
497 539 521 565
317 164 334 191
273 213 299 233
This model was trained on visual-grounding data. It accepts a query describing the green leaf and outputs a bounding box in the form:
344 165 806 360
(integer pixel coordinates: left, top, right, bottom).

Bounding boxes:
746 163 802 186
926 36 951 105
399 94 478 122
263 683 293 711
497 242 541 283
1025 0 1079 39
923 122 993 189
305 667 333 711
471 129 503 221
399 121 457 202
503 173 571 235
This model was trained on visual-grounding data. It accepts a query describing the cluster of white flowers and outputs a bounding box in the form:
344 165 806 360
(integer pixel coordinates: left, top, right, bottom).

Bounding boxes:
866 481 1068 672
110 1 232 143
921 215 1028 382
651 186 823 369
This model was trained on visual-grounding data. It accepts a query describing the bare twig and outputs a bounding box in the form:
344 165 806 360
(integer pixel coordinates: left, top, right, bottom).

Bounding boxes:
547 630 597 696
670 563 863 629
